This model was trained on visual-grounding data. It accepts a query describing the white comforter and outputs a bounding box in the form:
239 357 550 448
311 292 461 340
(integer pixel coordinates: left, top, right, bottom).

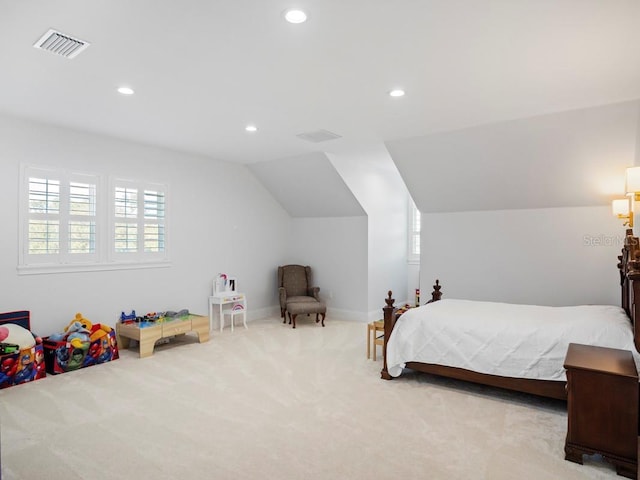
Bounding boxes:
386 299 638 381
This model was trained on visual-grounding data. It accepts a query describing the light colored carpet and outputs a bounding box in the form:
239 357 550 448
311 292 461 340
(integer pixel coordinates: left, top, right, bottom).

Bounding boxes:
0 317 622 479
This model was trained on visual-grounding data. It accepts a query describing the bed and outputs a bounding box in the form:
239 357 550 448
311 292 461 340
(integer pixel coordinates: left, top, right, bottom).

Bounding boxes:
380 228 640 400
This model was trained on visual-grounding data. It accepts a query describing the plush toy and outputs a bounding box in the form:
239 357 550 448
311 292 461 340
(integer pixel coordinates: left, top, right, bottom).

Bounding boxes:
0 324 36 350
66 313 112 344
64 321 90 349
66 313 91 332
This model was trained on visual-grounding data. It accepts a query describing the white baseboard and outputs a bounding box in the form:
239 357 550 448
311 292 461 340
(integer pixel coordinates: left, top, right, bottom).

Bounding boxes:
326 307 369 322
255 302 413 324
247 305 280 321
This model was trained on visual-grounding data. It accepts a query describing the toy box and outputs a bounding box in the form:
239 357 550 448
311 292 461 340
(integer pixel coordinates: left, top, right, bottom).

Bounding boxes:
43 326 119 375
0 310 46 389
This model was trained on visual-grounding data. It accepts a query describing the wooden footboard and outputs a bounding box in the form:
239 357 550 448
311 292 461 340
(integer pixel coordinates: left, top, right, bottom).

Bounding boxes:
381 281 442 380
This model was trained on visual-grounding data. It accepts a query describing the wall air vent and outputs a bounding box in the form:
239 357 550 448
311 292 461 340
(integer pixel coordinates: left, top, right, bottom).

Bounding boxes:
33 29 90 59
296 129 342 143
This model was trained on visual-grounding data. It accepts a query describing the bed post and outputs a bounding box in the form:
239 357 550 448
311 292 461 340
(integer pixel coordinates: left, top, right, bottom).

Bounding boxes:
427 279 442 304
619 229 633 317
381 281 444 380
381 291 396 380
623 229 640 353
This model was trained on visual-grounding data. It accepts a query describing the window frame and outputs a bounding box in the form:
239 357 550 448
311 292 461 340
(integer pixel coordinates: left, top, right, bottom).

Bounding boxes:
18 164 170 275
110 177 169 264
407 197 420 265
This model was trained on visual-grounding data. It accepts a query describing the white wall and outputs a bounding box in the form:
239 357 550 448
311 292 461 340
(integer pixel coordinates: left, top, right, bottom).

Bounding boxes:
328 145 409 320
0 115 291 336
421 206 625 306
288 217 368 320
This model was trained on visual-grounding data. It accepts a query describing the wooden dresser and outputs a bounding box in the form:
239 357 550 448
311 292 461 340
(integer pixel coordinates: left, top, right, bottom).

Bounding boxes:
564 343 638 479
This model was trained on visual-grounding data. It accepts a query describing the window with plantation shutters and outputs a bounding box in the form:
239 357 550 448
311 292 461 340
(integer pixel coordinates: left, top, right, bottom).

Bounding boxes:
19 165 169 274
68 180 97 254
28 175 61 255
408 198 420 264
23 168 98 265
111 179 167 262
143 189 165 253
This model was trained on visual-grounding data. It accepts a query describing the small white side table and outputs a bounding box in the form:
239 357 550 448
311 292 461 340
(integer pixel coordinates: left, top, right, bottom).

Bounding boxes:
209 292 247 331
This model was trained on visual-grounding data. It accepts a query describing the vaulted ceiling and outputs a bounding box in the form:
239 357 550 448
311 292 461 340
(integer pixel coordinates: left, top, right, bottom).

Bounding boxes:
2 1 640 213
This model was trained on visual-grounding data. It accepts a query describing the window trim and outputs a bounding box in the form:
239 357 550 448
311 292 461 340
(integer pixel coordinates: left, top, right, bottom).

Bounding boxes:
110 177 169 264
18 164 171 275
407 197 420 265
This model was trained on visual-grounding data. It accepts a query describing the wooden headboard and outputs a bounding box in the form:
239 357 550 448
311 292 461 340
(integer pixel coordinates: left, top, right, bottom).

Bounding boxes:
618 228 640 352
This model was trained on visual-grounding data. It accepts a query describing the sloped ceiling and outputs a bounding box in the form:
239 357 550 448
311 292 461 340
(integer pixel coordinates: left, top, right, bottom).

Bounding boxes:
248 152 365 217
387 101 640 214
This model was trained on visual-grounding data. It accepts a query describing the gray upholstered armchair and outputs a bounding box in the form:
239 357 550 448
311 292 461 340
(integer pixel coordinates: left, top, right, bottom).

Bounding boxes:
278 265 320 319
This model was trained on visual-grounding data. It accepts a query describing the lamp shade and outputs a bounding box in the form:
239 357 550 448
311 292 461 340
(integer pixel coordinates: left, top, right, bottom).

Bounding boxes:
612 198 631 216
626 167 640 195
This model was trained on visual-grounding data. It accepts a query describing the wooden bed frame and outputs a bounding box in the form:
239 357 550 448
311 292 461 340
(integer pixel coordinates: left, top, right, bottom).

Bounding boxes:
381 228 640 400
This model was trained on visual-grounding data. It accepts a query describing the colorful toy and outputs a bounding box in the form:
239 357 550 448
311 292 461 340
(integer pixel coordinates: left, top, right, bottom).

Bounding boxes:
33 348 45 379
0 323 37 350
64 320 91 349
13 351 34 384
0 343 20 354
64 313 112 344
120 310 137 324
0 357 18 387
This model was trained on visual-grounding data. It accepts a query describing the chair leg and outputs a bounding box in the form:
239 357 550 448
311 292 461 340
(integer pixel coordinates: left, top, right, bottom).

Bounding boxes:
367 323 372 359
291 314 297 329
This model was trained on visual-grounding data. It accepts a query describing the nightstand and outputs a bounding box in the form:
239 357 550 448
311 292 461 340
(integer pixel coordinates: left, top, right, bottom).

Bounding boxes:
564 343 638 479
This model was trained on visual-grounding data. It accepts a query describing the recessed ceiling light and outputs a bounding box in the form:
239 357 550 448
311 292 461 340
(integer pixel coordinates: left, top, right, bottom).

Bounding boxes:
245 125 258 132
284 9 308 24
389 89 405 97
117 86 134 95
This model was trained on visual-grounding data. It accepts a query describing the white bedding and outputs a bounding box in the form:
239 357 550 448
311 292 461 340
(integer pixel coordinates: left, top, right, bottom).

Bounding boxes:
386 299 638 381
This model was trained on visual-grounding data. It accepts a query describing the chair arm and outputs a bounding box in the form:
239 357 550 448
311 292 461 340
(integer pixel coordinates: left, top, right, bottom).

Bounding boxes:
279 287 287 307
309 286 320 300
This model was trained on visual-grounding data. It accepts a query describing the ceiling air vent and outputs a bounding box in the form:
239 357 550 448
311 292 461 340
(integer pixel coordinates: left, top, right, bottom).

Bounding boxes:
296 129 342 143
33 29 90 59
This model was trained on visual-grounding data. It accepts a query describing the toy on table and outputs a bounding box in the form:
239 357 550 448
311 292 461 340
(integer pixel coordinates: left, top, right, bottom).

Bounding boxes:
120 310 137 324
119 309 190 328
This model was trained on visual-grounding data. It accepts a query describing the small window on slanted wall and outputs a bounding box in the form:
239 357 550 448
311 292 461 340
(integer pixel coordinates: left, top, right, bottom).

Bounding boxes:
408 198 420 264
